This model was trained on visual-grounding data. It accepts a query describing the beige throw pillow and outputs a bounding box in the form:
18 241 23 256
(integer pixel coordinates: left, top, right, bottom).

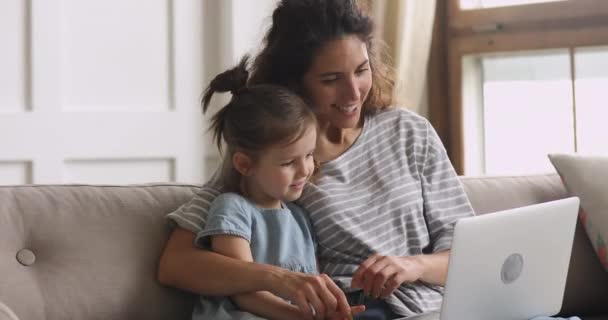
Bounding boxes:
549 153 608 272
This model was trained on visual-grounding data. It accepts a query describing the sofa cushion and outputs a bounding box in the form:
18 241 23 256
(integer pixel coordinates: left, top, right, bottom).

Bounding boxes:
0 300 19 320
549 154 608 271
460 174 567 215
0 184 200 320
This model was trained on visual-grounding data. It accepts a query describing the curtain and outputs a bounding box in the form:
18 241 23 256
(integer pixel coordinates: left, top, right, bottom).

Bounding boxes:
363 0 437 117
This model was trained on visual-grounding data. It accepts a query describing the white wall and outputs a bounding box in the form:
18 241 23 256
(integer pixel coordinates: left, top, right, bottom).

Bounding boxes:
0 0 278 185
201 0 278 178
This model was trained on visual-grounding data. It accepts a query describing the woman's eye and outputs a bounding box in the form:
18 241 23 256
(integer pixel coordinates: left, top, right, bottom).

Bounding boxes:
356 68 369 75
281 160 295 166
321 76 338 84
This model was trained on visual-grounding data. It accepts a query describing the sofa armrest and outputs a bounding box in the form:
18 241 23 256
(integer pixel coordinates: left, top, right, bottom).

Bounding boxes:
0 301 19 320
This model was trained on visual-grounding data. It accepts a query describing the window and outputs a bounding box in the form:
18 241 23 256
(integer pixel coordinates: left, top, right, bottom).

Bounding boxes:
443 0 608 175
575 47 608 155
463 48 608 175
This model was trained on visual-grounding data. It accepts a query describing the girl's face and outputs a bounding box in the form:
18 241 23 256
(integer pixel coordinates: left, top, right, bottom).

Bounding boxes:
301 35 372 130
245 124 317 208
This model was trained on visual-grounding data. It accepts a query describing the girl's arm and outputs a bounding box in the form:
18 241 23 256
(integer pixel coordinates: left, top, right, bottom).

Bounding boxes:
157 228 353 320
212 235 359 320
210 234 303 320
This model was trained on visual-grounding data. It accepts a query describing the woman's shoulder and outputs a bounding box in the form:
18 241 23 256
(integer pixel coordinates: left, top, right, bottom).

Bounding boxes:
371 107 430 126
368 107 432 136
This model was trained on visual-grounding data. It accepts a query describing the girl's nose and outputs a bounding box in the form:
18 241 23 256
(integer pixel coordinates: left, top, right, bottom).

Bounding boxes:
297 159 311 177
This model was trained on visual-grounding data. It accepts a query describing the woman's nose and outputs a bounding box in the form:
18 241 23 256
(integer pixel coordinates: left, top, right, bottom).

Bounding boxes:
343 76 360 102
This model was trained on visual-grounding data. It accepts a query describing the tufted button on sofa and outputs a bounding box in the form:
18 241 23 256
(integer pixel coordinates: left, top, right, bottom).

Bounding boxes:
0 184 198 320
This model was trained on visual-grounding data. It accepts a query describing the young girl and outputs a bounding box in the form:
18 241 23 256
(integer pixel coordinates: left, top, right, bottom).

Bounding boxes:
192 56 363 320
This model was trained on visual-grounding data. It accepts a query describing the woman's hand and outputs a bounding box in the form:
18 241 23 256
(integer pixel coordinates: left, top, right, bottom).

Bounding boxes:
267 270 354 320
351 253 425 299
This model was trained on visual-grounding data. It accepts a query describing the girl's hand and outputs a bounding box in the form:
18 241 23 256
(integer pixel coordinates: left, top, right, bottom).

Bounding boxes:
328 305 366 320
351 253 424 299
268 271 351 320
349 305 366 318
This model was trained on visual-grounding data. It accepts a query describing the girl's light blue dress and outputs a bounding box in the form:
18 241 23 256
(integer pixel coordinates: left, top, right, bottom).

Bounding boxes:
192 193 317 320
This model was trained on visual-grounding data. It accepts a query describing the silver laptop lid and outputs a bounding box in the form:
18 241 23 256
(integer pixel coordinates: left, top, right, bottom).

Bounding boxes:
440 197 580 320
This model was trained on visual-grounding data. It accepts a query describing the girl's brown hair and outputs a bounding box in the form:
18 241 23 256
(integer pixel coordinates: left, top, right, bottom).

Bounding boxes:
249 0 395 114
203 56 317 191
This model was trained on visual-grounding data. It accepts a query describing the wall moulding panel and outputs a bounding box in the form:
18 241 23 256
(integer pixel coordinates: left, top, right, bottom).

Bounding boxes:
0 161 33 185
60 0 174 112
0 0 31 113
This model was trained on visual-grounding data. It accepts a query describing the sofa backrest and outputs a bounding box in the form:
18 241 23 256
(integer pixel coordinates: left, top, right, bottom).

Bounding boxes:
461 174 608 317
1 176 607 319
0 184 200 320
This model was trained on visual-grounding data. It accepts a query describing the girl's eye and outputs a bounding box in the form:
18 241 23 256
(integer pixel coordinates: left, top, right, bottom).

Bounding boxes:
356 68 369 75
306 152 314 158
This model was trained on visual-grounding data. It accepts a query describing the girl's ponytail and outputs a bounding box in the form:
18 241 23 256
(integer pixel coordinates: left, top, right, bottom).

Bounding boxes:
202 55 249 113
202 55 250 152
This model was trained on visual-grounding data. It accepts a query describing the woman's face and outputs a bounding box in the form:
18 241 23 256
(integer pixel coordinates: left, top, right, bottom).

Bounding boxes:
301 35 372 130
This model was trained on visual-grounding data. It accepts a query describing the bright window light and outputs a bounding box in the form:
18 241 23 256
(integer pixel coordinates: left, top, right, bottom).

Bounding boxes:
460 0 567 10
574 46 608 155
462 50 576 175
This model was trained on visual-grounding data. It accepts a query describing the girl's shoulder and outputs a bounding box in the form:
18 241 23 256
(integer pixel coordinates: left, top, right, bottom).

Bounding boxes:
211 192 251 211
284 201 315 232
284 201 308 217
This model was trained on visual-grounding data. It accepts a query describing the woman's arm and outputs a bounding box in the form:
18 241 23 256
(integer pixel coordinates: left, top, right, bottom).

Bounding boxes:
157 228 280 296
350 118 470 299
416 250 449 285
350 250 450 299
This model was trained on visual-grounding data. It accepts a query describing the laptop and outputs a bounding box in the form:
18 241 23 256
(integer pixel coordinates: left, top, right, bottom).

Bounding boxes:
436 197 580 320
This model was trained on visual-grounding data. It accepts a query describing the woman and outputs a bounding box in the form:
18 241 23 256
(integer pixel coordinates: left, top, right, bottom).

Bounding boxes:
158 0 472 319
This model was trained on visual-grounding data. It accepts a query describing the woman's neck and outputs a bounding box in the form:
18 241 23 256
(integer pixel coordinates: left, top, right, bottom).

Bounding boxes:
315 121 363 163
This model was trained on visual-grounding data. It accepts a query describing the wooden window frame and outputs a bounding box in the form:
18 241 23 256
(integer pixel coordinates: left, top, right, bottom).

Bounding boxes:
441 0 608 174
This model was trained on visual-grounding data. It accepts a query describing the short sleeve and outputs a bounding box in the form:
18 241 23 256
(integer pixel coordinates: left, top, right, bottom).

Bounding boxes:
165 165 223 233
420 119 474 252
194 193 254 249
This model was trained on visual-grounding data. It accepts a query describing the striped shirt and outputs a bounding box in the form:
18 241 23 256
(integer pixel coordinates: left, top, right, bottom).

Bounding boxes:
166 108 474 316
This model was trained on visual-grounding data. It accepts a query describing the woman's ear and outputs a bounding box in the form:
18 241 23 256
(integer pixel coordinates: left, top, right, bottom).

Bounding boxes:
232 151 254 176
